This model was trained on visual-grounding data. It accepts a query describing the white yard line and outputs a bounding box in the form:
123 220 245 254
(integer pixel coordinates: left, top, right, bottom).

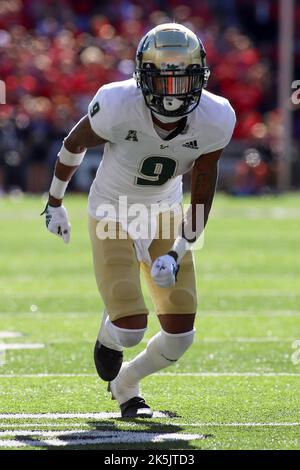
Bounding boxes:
1 404 300 421
185 422 300 427
0 372 299 379
156 372 300 377
0 423 94 429
204 311 300 317
0 373 94 378
1 423 299 432
208 291 299 297
0 343 45 351
0 430 173 436
212 207 300 219
0 332 22 339
200 337 297 343
0 412 168 420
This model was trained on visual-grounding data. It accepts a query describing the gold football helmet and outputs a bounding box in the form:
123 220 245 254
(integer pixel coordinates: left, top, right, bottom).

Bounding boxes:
134 23 210 117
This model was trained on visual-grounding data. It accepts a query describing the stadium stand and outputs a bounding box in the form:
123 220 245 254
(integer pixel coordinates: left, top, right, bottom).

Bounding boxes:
0 0 299 194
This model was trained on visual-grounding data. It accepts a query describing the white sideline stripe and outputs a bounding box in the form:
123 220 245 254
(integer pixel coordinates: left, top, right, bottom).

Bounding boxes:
0 432 204 447
0 332 22 339
0 412 169 420
0 372 300 379
0 343 45 351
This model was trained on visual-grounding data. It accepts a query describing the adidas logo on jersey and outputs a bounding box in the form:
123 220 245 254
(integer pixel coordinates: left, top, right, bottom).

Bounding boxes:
182 140 199 150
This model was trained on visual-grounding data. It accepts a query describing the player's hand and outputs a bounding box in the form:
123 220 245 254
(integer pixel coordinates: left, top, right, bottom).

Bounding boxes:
151 254 179 288
44 204 71 243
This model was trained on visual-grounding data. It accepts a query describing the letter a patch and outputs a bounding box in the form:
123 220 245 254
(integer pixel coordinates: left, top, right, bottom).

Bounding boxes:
125 130 138 142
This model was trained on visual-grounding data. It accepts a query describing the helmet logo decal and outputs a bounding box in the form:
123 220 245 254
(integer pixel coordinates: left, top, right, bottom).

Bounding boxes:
160 63 185 71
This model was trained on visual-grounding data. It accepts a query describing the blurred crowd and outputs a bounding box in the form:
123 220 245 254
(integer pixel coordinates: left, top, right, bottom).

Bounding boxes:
0 0 299 194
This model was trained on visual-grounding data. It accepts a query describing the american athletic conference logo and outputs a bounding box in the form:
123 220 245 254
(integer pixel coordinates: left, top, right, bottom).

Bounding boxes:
125 130 138 142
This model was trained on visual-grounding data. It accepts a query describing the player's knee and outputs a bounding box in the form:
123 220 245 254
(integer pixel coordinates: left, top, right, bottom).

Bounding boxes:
106 318 146 348
168 288 197 309
156 328 195 362
111 280 140 301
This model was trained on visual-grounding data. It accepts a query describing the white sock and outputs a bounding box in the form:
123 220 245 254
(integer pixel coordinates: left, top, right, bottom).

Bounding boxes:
97 311 147 351
110 362 141 405
105 318 147 348
97 311 122 351
120 328 195 386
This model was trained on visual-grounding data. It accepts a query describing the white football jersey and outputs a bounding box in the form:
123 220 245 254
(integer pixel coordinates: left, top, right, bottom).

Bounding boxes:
87 78 236 220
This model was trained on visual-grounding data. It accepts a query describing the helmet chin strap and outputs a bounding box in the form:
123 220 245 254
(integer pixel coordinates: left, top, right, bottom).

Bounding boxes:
152 112 182 123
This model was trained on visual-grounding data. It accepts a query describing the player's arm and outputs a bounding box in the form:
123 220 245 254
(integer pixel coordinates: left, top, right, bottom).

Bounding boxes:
151 149 223 287
48 115 107 207
43 115 107 243
183 148 223 242
172 148 223 259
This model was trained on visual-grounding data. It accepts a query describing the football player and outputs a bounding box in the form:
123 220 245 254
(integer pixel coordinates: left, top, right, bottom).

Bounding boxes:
43 23 236 418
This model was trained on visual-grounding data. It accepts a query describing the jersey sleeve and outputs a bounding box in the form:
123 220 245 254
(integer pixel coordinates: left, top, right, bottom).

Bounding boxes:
203 100 236 154
88 86 113 142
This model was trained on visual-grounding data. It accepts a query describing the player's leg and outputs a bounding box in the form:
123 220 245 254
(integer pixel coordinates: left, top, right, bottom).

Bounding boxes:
109 215 197 417
88 216 149 382
109 252 196 394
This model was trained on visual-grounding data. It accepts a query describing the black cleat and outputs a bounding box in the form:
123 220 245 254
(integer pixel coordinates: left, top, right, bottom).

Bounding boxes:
94 340 123 381
120 396 153 418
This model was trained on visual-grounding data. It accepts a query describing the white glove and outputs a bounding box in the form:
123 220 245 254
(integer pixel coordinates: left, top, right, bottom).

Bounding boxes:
44 204 71 243
151 254 179 288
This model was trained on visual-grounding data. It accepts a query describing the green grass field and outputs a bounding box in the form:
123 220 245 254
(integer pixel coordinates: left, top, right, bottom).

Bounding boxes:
0 193 299 450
